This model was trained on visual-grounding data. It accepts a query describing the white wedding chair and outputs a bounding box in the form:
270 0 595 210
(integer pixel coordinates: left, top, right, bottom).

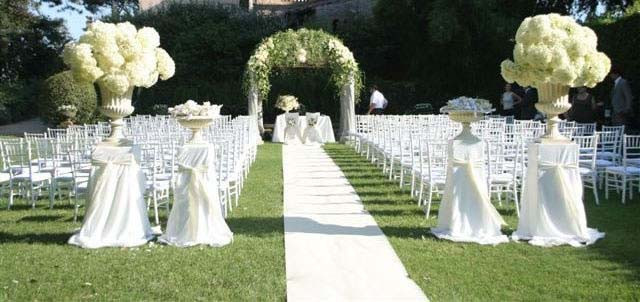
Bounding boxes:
487 140 522 215
595 131 619 189
140 144 171 225
67 147 91 222
575 135 599 205
605 135 640 204
302 112 323 145
283 112 303 145
417 139 447 218
2 140 55 209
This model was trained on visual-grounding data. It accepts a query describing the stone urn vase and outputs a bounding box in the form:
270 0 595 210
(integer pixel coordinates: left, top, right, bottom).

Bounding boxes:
177 116 213 144
534 83 571 143
98 84 135 146
59 110 77 128
446 111 486 143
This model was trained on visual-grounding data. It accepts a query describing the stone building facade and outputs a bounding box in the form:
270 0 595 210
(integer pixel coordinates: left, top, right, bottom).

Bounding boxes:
140 0 374 18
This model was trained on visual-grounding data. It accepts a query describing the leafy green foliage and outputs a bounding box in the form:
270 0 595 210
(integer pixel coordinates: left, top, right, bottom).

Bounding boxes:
243 28 363 103
0 80 41 124
39 71 98 126
589 13 640 127
124 3 284 116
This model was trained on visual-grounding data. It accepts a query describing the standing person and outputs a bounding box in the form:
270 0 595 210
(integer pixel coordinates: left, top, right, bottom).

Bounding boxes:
609 67 634 126
501 83 522 116
568 86 601 123
519 86 538 120
367 85 387 115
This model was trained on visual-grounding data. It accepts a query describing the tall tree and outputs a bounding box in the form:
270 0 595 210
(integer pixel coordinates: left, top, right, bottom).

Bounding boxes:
36 0 139 20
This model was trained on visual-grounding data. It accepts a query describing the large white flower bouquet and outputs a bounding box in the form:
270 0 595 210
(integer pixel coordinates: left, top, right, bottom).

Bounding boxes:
62 21 176 144
276 95 300 112
500 13 610 142
63 21 175 95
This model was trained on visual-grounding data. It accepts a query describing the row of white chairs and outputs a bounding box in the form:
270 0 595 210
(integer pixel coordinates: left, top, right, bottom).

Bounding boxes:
346 115 637 218
3 115 259 226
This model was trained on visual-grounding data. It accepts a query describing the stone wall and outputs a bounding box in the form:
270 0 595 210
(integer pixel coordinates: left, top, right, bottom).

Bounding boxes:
140 0 241 11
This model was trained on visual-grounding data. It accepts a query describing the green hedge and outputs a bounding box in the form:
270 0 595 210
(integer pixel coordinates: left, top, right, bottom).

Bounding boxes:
126 3 285 116
0 80 40 125
590 14 640 127
39 71 98 126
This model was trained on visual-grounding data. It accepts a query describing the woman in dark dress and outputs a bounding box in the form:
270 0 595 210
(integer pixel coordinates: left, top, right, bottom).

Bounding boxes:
568 87 600 123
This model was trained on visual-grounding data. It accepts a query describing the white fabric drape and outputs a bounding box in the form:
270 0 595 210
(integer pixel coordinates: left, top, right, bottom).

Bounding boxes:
68 146 154 249
513 143 605 247
272 114 336 144
302 112 324 145
159 145 233 247
431 140 508 245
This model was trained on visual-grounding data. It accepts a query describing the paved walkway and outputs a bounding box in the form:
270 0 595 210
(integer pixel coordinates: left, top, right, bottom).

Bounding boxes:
0 118 48 136
282 144 427 301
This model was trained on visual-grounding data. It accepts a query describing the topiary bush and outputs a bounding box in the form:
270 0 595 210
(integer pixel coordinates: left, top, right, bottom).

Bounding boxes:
39 71 98 126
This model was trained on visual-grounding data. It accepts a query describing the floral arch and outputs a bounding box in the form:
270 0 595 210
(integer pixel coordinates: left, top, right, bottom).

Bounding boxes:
244 28 363 141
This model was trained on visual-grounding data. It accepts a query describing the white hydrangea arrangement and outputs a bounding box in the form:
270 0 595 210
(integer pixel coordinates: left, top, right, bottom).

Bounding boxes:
169 100 222 119
500 13 610 88
62 21 176 96
57 104 77 112
440 97 494 113
276 95 300 112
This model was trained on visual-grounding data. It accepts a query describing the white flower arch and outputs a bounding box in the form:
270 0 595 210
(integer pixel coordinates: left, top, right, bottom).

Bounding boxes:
243 28 363 142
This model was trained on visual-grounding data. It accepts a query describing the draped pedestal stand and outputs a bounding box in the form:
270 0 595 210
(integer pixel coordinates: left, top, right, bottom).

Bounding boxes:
69 87 155 248
159 118 233 247
431 111 509 245
512 83 605 247
68 146 154 248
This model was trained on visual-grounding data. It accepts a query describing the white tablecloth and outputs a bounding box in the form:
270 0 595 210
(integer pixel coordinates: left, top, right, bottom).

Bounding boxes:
68 146 154 249
512 143 605 247
272 114 336 143
159 144 233 247
431 139 508 245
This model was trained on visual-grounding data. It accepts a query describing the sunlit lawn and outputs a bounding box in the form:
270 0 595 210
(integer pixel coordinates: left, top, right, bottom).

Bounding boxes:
0 143 285 301
325 143 640 301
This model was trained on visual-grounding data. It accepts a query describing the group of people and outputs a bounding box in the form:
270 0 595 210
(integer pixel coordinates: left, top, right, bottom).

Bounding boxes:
501 67 634 126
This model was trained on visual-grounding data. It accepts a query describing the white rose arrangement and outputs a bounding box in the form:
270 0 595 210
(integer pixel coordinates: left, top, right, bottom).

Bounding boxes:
169 100 222 119
276 95 300 112
500 13 610 88
62 21 176 96
57 104 77 112
440 97 494 113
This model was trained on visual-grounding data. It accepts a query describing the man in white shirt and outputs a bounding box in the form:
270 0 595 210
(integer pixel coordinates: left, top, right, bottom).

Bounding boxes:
367 85 387 115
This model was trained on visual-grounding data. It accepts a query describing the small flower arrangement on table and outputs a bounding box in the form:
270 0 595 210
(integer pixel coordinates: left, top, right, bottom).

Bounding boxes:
58 104 78 115
276 95 300 113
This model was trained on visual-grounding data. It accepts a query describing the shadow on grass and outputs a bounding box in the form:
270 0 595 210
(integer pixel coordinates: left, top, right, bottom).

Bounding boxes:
0 231 72 245
19 215 65 222
226 217 283 238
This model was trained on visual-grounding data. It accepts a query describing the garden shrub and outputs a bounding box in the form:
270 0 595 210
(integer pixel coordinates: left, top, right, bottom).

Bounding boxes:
0 80 40 125
39 71 98 126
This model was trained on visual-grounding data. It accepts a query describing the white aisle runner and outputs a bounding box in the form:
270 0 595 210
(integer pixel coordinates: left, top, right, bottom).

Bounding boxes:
283 145 428 302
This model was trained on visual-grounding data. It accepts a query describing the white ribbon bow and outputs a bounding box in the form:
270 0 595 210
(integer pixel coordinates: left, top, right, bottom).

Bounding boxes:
451 157 506 226
178 163 210 237
538 160 586 236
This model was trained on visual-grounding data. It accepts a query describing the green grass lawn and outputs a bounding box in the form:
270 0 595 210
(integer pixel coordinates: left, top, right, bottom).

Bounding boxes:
0 143 285 301
325 143 640 301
